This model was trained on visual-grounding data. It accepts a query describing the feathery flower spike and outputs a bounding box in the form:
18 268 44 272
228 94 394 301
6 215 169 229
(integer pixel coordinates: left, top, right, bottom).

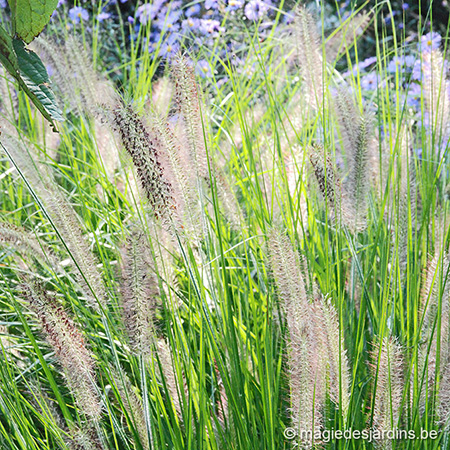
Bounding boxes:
309 144 341 210
172 54 209 179
21 280 102 422
371 337 404 449
0 221 60 269
111 369 151 450
294 6 326 111
149 111 202 237
268 228 323 446
120 229 159 357
110 103 176 223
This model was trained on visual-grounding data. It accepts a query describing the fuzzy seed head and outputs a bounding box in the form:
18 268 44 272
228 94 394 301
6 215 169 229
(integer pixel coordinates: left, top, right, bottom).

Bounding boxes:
371 337 404 447
293 6 326 110
111 369 150 450
150 111 202 238
120 229 159 357
0 221 60 269
172 54 209 178
110 103 176 222
1 135 107 309
47 194 108 310
21 280 102 421
69 426 104 450
334 91 375 232
268 228 326 442
419 244 450 416
157 338 183 421
309 144 341 210
318 297 351 421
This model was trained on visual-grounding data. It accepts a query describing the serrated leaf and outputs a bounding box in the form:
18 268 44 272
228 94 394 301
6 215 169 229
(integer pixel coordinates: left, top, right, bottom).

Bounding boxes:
0 25 62 127
8 0 59 44
12 38 64 124
0 24 19 75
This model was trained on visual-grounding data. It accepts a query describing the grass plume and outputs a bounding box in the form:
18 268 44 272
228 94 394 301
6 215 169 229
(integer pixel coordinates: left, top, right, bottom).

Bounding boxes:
20 279 102 422
120 228 159 357
293 6 327 111
110 103 176 223
172 54 209 179
371 337 404 449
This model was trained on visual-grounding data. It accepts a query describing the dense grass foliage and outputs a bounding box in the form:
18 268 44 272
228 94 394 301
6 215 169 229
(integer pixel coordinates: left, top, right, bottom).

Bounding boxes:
1 1 450 449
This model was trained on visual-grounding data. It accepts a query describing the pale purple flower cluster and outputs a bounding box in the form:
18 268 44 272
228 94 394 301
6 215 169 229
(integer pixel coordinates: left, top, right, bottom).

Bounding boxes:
97 12 111 22
137 0 274 62
421 32 442 52
244 0 271 21
56 0 276 70
360 72 378 91
352 31 443 103
68 6 89 24
349 29 450 159
196 59 212 77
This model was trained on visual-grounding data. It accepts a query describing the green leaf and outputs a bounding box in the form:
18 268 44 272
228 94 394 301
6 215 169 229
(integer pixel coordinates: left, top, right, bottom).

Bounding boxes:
0 23 19 76
0 25 63 127
8 0 59 44
12 38 64 124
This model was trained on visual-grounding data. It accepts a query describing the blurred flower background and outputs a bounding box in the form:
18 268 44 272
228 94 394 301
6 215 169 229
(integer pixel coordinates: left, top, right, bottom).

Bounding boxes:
2 1 450 449
25 0 448 160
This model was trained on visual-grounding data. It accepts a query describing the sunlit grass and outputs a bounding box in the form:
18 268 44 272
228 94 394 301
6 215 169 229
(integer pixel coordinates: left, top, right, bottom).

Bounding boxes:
0 2 450 449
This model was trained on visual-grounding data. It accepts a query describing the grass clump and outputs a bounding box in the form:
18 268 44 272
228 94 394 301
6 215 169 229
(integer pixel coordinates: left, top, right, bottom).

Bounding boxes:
1 2 450 449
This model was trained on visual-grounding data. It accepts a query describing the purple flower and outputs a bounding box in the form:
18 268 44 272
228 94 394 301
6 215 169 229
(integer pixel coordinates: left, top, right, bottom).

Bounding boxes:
360 72 378 91
159 34 180 58
387 56 404 73
421 32 442 52
155 10 182 32
360 56 377 70
404 55 415 67
402 3 409 10
182 17 200 32
387 54 417 73
216 76 229 89
342 56 377 77
199 19 222 35
97 12 111 22
238 63 256 79
339 0 351 14
137 0 165 25
282 10 295 24
68 6 89 23
412 60 422 80
193 35 206 47
196 59 213 78
57 0 65 7
46 65 54 78
148 31 162 47
226 0 244 11
185 4 201 17
127 16 135 24
406 82 421 108
245 0 271 21
148 39 159 54
383 11 398 25
205 0 218 9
